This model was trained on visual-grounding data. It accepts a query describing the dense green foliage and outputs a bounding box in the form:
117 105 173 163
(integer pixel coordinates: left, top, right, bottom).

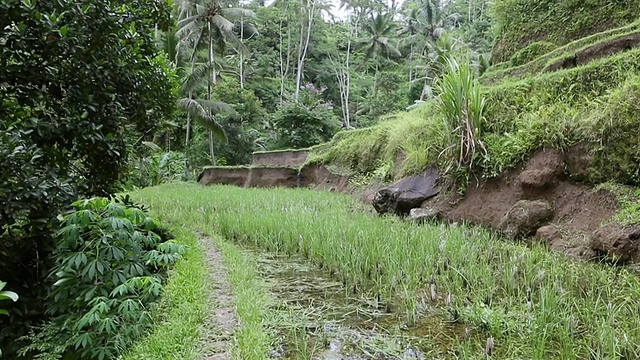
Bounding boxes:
272 84 340 148
134 183 640 358
481 20 640 85
490 0 640 62
0 0 176 354
20 197 183 359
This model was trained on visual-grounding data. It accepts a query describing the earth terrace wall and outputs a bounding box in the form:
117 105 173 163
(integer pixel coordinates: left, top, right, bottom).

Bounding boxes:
251 149 309 167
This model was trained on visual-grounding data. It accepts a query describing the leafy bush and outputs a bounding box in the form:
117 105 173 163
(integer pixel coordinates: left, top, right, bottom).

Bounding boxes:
509 41 556 67
20 197 184 360
272 84 340 149
127 151 187 189
0 281 18 357
0 0 177 350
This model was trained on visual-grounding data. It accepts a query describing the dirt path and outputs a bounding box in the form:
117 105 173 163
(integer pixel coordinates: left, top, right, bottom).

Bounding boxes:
197 235 237 360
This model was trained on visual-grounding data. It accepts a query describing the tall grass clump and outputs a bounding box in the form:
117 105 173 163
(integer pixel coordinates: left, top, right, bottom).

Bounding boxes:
133 183 640 359
435 58 486 174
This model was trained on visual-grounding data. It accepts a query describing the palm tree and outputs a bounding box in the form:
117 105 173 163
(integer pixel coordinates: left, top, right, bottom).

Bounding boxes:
398 7 421 82
175 0 254 165
360 13 401 97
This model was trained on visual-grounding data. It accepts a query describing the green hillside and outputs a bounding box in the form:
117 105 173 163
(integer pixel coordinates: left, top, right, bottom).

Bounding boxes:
490 0 640 63
308 23 640 188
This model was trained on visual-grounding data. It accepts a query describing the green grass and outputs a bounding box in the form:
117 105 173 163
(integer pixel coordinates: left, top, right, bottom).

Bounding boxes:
490 0 640 63
482 20 640 85
123 226 209 360
253 148 310 154
215 239 272 359
133 183 640 359
129 187 274 359
596 183 640 225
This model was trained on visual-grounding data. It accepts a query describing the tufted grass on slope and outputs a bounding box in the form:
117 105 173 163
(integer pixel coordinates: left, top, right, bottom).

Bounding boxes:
135 183 640 359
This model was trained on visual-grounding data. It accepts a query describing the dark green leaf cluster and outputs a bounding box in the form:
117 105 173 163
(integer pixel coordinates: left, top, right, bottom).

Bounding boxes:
20 197 184 360
0 0 177 350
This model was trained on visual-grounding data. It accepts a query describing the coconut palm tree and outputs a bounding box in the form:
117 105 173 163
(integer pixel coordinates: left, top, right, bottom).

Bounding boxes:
360 13 401 97
398 7 421 82
175 0 254 165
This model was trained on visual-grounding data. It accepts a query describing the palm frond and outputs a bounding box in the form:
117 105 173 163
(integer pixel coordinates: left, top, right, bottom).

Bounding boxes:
177 15 201 33
198 115 228 143
178 97 209 120
180 63 212 94
196 99 237 117
212 14 234 33
222 8 256 20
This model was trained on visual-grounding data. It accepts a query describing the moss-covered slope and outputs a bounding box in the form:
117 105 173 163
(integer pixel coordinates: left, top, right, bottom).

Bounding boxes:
490 0 640 63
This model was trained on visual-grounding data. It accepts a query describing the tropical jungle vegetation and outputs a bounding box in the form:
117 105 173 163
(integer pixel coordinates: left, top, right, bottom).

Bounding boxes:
2 0 640 358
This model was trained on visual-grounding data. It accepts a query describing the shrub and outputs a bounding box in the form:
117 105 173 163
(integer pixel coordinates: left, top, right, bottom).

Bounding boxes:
0 0 176 350
272 84 340 149
127 151 187 189
0 281 18 357
19 197 184 360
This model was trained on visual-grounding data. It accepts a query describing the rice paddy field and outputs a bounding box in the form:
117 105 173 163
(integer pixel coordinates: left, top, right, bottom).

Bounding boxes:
130 182 640 359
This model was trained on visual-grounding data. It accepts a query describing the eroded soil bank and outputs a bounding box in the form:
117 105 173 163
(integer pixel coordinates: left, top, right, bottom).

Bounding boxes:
309 148 637 265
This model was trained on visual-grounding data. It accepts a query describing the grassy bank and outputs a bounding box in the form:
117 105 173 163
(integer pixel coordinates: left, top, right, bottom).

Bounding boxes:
133 183 640 359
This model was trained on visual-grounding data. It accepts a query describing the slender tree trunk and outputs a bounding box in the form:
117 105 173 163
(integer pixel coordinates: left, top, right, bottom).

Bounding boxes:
208 22 216 165
278 4 292 104
409 43 413 82
240 8 245 89
344 26 351 128
294 0 315 102
373 57 379 97
278 13 285 104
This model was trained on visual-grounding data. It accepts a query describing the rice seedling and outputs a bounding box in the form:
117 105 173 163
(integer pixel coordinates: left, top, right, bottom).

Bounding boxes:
132 183 640 358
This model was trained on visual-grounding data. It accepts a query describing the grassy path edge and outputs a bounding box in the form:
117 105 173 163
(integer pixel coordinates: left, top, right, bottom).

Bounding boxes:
124 217 274 359
123 225 211 359
200 228 274 360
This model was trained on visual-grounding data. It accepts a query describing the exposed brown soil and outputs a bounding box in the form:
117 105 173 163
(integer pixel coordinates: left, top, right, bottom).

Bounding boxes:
420 148 618 259
544 32 640 72
252 150 309 167
299 163 350 191
199 166 300 188
198 167 248 187
198 235 237 360
246 167 299 188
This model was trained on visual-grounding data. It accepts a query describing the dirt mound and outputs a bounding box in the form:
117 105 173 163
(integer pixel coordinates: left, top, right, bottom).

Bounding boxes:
544 32 640 72
434 149 618 257
299 163 350 191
